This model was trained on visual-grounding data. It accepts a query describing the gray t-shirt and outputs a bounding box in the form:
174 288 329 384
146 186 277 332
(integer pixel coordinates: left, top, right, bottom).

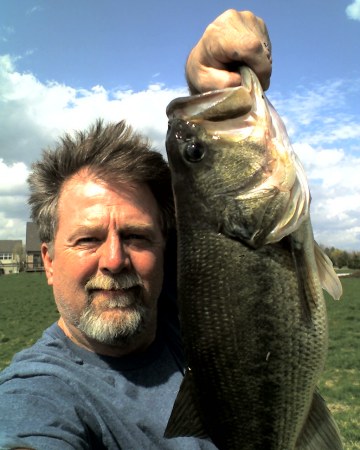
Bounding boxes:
0 321 217 450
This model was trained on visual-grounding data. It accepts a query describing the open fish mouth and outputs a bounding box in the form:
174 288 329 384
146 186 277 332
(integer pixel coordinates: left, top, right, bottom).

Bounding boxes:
167 67 273 141
164 66 343 449
167 66 311 246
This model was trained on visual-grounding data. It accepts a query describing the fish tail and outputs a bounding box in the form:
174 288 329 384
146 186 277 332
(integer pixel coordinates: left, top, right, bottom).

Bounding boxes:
296 389 344 450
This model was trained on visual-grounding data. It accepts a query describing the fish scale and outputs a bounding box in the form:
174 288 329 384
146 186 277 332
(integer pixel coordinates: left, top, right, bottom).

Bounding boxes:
165 67 343 449
175 221 327 449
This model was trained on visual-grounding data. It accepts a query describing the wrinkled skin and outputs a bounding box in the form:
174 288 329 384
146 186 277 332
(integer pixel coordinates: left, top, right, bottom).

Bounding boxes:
186 9 272 94
42 170 165 357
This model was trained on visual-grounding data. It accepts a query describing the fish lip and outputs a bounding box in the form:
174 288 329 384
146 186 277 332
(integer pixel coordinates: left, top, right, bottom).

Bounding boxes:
166 89 228 118
166 85 253 123
166 67 271 138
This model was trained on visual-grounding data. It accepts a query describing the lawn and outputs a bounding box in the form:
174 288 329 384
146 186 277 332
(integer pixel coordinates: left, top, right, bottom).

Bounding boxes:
0 272 59 369
0 272 359 448
319 276 360 449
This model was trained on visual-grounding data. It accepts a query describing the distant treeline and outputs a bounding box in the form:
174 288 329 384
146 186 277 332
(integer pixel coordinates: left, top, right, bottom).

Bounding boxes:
321 245 360 269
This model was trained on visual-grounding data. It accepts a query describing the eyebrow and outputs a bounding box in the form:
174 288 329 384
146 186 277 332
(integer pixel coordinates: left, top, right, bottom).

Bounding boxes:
120 224 158 236
68 223 158 241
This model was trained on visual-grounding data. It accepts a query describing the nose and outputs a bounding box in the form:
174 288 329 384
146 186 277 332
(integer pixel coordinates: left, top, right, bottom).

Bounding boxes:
99 233 130 274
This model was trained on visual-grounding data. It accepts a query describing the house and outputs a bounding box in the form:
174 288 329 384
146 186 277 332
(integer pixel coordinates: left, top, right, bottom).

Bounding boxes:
25 222 44 272
0 240 22 274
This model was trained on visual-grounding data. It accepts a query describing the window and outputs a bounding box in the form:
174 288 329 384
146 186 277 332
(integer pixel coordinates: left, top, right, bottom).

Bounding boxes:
0 253 12 260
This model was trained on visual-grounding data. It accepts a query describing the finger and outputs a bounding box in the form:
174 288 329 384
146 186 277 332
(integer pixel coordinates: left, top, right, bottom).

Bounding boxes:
202 13 272 90
186 9 272 92
191 68 243 93
219 39 272 90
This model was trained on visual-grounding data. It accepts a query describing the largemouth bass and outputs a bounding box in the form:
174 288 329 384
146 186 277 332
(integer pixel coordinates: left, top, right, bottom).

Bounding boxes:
164 66 343 450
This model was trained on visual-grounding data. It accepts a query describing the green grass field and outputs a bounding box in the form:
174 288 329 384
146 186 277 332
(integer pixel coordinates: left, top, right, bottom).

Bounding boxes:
0 272 59 368
319 276 360 449
0 272 359 448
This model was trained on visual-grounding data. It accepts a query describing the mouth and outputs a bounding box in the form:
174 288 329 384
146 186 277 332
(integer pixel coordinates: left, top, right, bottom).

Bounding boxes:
90 283 140 292
92 288 126 296
87 285 141 306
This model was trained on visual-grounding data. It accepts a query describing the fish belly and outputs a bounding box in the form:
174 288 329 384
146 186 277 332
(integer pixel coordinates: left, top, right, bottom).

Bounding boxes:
177 225 328 450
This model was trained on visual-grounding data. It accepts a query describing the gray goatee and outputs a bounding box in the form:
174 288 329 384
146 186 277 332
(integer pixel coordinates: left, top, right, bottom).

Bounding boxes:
77 272 148 346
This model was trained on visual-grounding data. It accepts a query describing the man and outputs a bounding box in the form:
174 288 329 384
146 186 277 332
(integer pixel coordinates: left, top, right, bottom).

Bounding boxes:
0 9 272 450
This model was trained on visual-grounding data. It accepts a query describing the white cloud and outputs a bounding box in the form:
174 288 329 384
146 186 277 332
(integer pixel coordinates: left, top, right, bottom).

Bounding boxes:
346 0 360 20
1 54 359 250
270 78 360 147
293 141 360 250
273 79 360 250
0 160 30 242
26 5 43 15
0 54 187 242
0 160 29 194
0 26 15 43
0 54 187 164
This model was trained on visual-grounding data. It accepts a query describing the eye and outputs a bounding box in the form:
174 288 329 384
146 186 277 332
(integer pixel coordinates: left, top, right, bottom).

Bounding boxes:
124 233 146 241
184 141 205 163
122 232 153 247
76 237 100 245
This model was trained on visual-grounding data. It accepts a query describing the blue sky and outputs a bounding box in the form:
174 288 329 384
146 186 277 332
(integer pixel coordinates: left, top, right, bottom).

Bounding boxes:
1 0 360 250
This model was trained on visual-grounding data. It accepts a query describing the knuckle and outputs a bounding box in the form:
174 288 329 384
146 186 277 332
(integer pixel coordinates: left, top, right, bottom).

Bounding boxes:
216 9 238 24
256 16 266 27
241 10 256 19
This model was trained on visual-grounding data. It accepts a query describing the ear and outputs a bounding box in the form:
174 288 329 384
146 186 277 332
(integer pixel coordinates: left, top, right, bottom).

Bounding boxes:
41 242 54 286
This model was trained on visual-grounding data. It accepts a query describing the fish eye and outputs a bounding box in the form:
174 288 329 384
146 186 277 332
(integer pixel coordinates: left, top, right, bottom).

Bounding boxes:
184 141 205 163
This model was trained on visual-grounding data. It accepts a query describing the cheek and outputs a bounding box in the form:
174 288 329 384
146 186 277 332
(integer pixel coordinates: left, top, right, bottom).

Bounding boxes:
55 251 97 280
132 250 164 289
51 259 92 318
51 253 96 300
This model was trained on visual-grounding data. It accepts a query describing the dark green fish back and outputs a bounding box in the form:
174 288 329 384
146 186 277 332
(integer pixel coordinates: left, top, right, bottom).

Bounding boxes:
172 215 328 449
165 67 342 449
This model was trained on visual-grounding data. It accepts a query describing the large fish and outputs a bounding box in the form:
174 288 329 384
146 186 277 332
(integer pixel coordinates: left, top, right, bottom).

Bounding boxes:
164 66 343 450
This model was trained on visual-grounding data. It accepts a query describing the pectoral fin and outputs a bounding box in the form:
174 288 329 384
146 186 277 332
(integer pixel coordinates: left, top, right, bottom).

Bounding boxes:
164 370 209 440
314 242 343 300
296 389 343 450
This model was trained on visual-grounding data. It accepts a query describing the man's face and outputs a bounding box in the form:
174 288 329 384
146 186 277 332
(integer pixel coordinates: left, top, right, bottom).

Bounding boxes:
42 170 166 355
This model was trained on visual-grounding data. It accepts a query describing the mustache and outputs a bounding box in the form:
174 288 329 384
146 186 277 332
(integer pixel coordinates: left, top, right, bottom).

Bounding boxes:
85 273 144 292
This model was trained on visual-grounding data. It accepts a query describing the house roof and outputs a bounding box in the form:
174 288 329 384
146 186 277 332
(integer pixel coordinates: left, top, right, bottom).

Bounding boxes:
26 222 42 252
0 240 22 253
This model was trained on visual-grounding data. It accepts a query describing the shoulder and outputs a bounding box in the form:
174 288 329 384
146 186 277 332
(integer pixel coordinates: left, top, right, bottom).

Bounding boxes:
0 324 113 449
0 325 94 449
1 322 83 382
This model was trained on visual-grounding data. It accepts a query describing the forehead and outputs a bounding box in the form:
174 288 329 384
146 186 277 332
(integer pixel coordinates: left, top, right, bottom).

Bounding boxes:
57 171 161 227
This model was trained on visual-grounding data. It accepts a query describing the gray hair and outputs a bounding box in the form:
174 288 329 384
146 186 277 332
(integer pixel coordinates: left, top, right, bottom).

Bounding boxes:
28 119 174 243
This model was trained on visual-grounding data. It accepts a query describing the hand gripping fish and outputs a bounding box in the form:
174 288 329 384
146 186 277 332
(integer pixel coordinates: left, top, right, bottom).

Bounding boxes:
164 66 343 450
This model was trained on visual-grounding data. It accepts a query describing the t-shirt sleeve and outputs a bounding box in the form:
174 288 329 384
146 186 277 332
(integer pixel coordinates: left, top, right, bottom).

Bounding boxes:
0 374 92 450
